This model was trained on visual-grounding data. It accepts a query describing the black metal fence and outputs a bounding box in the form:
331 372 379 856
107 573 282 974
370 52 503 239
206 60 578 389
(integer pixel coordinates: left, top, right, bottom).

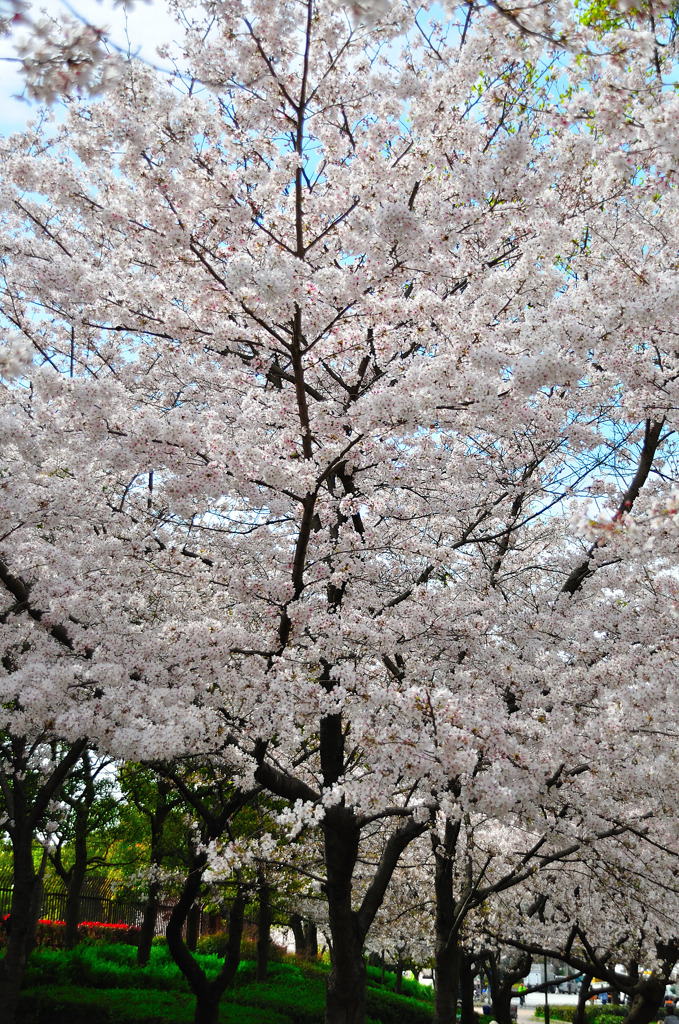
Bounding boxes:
0 883 175 936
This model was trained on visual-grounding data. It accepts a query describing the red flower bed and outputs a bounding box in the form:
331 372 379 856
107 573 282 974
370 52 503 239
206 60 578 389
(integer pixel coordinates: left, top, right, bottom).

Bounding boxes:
0 913 141 949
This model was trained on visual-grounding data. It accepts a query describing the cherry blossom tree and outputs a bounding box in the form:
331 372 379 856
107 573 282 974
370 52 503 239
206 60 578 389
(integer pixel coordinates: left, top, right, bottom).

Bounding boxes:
2 1 679 1023
486 821 679 1024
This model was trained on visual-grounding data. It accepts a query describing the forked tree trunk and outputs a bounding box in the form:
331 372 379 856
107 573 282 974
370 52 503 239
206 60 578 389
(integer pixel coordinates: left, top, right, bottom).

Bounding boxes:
166 851 246 1024
488 951 531 1024
257 711 424 1024
490 977 513 1024
623 979 666 1024
193 992 221 1024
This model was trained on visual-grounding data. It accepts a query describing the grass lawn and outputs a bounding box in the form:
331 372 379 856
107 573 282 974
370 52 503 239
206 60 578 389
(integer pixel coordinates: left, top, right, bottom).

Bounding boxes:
15 944 435 1024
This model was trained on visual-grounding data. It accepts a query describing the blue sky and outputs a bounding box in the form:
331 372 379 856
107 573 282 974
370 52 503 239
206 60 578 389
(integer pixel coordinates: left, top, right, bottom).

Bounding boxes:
0 0 178 135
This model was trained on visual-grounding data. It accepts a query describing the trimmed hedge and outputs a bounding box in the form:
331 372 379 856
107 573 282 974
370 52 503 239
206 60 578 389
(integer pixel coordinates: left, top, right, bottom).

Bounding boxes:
534 1006 628 1024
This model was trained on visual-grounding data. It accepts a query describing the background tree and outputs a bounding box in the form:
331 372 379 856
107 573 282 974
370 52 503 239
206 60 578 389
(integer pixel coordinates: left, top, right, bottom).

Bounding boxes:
46 748 119 949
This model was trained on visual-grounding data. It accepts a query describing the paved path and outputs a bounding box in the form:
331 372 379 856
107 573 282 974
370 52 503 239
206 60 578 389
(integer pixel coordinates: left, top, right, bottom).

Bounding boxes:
473 1003 573 1024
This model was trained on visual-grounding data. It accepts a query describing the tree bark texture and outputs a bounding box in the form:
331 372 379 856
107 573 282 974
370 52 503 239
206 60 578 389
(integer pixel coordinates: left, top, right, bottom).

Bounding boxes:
186 902 201 953
323 806 366 1024
137 778 171 967
573 974 593 1024
257 877 271 982
433 824 460 1024
166 852 246 1024
459 957 476 1024
488 951 531 1024
623 979 666 1024
137 877 162 968
0 830 41 1024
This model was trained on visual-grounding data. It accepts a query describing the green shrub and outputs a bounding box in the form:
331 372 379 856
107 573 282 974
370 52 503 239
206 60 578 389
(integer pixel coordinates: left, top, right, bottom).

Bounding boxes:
228 968 326 1024
589 1010 628 1024
365 987 433 1024
196 932 286 964
25 944 188 992
19 944 434 1024
17 986 294 1024
365 965 434 1003
533 1006 628 1024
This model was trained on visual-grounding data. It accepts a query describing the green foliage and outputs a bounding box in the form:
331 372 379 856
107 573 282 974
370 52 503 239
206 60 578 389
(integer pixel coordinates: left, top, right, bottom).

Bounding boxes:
196 932 286 964
534 1005 628 1024
575 0 626 32
575 0 679 36
365 986 434 1024
229 969 326 1024
366 964 434 1003
16 985 294 1024
18 945 435 1024
23 945 187 991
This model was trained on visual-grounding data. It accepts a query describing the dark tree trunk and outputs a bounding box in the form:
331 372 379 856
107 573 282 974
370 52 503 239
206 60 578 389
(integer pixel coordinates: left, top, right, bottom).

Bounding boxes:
137 877 162 967
491 979 513 1024
222 894 246 987
137 778 171 967
63 802 89 949
193 993 221 1024
290 912 306 955
623 979 666 1024
0 737 86 1024
435 943 461 1024
573 974 593 1024
305 918 318 958
395 957 404 995
166 852 246 1024
0 829 40 1024
325 926 367 1024
460 957 476 1024
489 951 531 1024
256 701 423 1024
433 822 461 1024
257 877 271 982
187 902 201 952
323 806 366 1024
